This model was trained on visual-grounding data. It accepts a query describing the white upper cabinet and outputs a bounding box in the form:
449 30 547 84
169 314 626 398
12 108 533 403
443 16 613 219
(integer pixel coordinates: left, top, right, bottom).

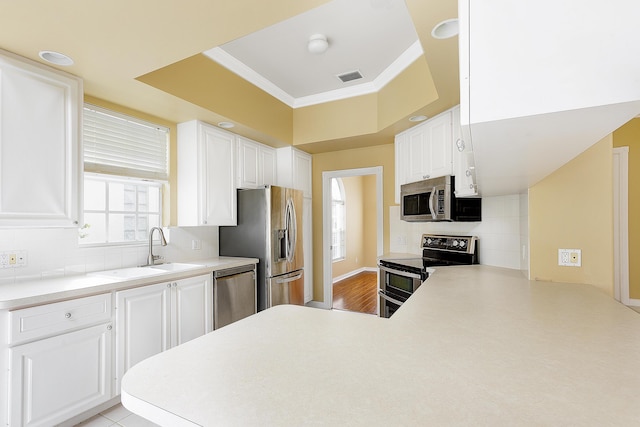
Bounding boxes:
459 0 640 196
178 120 237 226
451 105 478 197
394 108 454 203
277 146 312 198
237 136 277 189
0 49 82 227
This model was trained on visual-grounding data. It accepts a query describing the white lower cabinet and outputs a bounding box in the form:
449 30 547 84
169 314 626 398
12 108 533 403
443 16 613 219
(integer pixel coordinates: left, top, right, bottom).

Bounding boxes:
115 274 212 391
9 322 112 427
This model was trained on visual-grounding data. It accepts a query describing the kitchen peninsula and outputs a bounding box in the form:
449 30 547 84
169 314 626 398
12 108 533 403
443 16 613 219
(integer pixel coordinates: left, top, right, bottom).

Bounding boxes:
122 266 640 426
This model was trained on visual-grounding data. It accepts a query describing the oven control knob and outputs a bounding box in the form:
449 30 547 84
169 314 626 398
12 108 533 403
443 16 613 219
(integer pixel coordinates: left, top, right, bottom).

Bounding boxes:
459 240 466 248
452 240 459 247
426 238 432 245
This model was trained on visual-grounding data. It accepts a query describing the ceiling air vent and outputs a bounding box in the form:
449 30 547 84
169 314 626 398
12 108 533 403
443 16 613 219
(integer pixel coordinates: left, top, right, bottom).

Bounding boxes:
337 70 363 83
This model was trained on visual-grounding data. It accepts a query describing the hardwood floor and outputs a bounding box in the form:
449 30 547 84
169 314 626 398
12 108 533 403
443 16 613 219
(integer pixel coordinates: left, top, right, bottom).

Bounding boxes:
332 271 378 315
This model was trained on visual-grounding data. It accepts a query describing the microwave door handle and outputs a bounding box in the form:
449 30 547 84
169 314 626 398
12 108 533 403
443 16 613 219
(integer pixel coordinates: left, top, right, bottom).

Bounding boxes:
429 187 437 220
378 289 406 306
377 264 422 280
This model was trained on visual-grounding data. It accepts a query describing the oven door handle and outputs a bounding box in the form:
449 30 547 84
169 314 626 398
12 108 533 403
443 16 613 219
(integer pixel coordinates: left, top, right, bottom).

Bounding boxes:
377 264 422 280
378 289 406 307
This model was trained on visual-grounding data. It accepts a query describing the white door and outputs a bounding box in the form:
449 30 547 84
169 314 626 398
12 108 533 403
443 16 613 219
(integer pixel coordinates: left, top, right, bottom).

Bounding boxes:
9 324 112 427
425 112 453 178
115 282 171 392
173 275 212 347
0 52 81 227
201 125 237 225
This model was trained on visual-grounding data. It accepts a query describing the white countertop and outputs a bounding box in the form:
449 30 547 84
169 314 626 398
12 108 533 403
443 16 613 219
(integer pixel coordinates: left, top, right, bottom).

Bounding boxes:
121 265 640 426
0 257 258 310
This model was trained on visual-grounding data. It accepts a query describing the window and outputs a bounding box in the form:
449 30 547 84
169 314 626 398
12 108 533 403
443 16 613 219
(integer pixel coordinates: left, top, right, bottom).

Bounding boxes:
80 105 168 245
331 178 346 261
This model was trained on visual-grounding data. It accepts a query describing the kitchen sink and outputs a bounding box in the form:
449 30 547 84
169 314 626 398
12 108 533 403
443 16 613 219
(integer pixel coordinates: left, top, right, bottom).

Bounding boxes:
88 267 165 279
148 262 203 272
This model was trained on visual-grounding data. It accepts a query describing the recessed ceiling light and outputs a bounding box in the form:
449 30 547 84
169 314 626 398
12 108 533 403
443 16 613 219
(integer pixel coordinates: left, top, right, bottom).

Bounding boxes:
409 115 428 122
218 122 234 129
38 50 74 66
431 18 459 39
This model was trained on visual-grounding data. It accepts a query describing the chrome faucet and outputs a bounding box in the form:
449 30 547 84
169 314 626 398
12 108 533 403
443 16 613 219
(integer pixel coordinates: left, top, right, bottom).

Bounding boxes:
147 227 168 266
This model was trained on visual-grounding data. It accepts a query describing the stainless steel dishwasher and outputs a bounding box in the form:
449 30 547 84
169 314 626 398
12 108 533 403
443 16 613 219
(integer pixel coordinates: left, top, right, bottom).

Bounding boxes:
213 264 257 329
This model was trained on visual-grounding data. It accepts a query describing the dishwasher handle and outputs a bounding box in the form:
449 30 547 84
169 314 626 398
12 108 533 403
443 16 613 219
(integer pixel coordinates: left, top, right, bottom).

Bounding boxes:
214 264 256 279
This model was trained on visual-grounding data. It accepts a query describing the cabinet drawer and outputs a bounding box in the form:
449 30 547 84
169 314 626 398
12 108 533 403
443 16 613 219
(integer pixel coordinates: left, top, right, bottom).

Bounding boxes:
9 293 111 345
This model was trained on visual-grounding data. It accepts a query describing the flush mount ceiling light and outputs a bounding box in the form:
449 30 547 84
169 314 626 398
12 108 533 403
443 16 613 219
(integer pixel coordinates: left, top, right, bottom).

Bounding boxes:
38 50 74 66
431 18 459 39
307 34 329 54
217 121 234 129
409 115 428 122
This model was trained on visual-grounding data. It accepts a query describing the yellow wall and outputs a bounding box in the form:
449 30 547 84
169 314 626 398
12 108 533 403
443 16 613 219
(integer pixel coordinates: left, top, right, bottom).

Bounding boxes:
331 175 378 280
529 136 614 295
332 176 365 279
613 118 640 298
84 95 178 227
312 144 395 302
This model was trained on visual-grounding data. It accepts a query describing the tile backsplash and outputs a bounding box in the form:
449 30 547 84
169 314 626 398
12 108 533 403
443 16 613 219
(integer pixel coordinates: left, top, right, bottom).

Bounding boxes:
0 226 219 285
390 193 529 271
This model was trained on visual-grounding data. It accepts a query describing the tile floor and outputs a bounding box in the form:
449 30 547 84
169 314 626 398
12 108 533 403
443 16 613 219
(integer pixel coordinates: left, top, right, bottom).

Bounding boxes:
74 404 159 427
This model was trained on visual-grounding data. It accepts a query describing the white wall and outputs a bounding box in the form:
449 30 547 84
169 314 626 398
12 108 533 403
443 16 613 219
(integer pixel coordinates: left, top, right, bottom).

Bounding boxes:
389 194 528 270
0 226 219 285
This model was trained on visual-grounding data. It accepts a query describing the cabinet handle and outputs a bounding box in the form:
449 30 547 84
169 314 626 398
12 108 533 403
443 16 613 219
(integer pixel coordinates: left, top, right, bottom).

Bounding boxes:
167 283 172 288
173 282 177 287
466 169 472 177
65 312 71 319
456 138 465 152
470 184 474 189
107 324 112 331
422 174 430 180
203 220 207 225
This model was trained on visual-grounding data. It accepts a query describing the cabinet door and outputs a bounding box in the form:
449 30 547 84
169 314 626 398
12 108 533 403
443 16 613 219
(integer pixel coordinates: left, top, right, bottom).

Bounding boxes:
9 323 112 427
260 145 277 187
0 50 81 227
115 283 171 392
394 133 409 204
237 137 259 189
200 124 237 225
406 126 429 183
293 150 312 198
426 112 453 178
173 275 212 347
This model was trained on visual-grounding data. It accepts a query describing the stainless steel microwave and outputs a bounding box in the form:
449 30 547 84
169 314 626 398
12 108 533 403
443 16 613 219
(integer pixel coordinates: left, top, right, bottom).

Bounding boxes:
400 176 481 222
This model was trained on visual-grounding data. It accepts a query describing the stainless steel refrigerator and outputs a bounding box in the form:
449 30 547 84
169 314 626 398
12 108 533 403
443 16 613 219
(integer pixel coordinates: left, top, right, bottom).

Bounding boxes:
219 186 304 311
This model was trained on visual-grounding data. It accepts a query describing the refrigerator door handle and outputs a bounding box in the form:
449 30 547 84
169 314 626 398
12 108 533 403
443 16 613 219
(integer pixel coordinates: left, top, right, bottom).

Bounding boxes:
285 197 297 263
275 272 303 284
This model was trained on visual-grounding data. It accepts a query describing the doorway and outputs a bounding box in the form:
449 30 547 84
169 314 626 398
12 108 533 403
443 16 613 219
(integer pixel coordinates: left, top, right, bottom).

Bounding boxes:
321 167 383 313
613 146 630 304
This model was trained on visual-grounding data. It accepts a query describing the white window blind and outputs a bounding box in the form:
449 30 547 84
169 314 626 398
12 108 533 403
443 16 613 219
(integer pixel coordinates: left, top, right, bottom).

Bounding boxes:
83 105 169 180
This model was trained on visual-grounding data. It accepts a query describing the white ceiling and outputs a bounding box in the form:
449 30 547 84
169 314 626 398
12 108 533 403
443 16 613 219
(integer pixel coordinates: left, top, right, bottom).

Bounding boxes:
204 0 422 108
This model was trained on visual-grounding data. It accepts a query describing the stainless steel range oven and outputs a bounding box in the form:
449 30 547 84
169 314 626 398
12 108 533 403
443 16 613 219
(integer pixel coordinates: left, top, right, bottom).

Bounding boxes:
378 234 478 318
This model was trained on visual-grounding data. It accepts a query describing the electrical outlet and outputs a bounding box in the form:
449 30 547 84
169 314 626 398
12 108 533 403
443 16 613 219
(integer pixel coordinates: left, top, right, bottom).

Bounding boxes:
558 248 581 267
191 239 201 250
0 250 27 268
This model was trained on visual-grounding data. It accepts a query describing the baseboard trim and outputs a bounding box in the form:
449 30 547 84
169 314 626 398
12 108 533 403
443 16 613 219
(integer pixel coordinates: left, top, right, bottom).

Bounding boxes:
332 267 377 284
626 298 640 307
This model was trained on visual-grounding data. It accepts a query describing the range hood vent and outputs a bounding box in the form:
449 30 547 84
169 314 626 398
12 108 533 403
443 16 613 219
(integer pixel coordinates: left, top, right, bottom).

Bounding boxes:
337 70 363 83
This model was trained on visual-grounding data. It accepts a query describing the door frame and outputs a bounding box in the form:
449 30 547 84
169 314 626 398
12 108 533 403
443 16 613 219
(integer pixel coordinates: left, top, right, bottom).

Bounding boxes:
317 167 383 310
613 146 631 304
